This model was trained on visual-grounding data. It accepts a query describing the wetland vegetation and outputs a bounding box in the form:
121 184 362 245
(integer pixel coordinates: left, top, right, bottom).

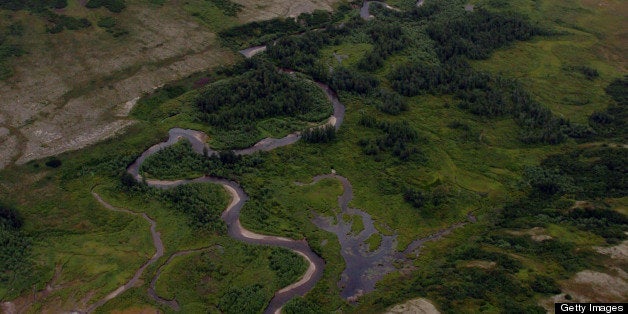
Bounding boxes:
0 0 625 313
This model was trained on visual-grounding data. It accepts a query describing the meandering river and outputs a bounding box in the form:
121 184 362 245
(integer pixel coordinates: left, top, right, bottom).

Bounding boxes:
86 2 476 310
108 77 343 314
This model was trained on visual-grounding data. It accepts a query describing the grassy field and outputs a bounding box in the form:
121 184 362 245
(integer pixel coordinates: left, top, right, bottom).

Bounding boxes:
0 0 625 313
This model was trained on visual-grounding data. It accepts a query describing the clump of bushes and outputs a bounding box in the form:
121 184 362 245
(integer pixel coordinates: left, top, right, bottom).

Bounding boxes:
0 0 67 11
208 0 243 16
587 76 627 141
330 67 380 95
266 31 330 80
302 124 336 143
0 202 32 295
44 11 91 33
358 115 423 161
96 17 128 37
403 185 449 209
219 284 268 314
564 65 599 80
366 89 408 115
85 0 126 13
219 17 302 48
268 247 307 287
357 22 406 72
159 183 228 232
140 140 204 179
45 157 62 168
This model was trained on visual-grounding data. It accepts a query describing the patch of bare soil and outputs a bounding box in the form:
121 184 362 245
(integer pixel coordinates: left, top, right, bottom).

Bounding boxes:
505 227 553 242
385 298 441 314
0 3 235 168
595 237 628 261
234 0 340 21
1 302 16 314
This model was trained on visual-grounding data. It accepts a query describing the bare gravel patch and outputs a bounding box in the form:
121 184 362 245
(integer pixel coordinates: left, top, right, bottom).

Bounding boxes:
385 298 440 314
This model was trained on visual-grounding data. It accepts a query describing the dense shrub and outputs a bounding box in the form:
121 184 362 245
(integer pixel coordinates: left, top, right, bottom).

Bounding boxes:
358 116 422 161
0 203 31 293
330 67 379 95
302 124 336 143
0 203 23 229
403 188 427 208
367 89 408 115
588 76 627 141
427 8 539 61
97 16 116 28
140 140 205 179
605 76 627 105
160 183 227 232
501 147 627 244
85 0 126 13
43 11 91 33
219 17 302 48
404 185 449 209
219 284 268 314
266 31 330 79
296 10 332 28
284 297 322 314
45 157 62 168
357 22 406 71
196 59 330 134
268 247 307 287
208 0 243 16
0 0 67 11
531 275 561 294
539 148 627 198
564 65 599 80
523 166 574 195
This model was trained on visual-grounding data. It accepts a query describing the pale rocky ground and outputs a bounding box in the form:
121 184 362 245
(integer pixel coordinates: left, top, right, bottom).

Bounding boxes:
0 3 233 168
505 227 553 242
0 0 340 169
541 237 628 312
235 0 338 21
385 298 441 314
